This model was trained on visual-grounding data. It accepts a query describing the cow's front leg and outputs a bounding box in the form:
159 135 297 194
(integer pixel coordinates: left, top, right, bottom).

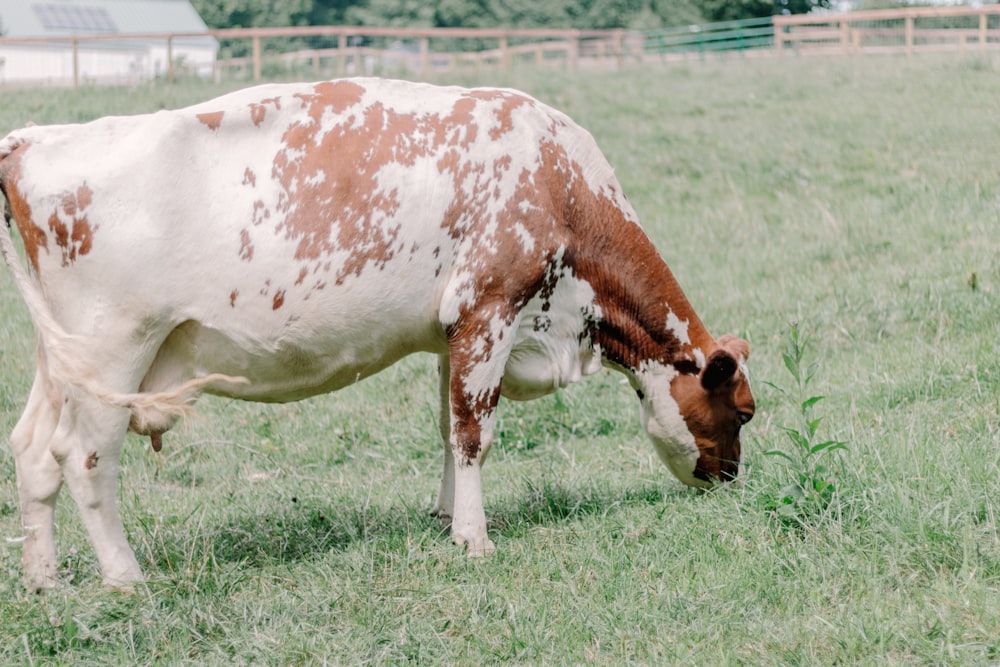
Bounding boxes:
445 310 517 557
449 447 495 556
447 387 497 556
54 395 142 588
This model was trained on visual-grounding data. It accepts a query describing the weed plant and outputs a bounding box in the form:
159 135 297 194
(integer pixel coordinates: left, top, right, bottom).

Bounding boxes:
760 323 849 525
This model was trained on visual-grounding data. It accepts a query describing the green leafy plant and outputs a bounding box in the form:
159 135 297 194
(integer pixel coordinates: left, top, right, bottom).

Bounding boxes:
762 323 848 523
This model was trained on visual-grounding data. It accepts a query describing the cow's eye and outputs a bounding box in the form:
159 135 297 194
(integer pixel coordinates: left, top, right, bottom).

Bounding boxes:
737 411 753 426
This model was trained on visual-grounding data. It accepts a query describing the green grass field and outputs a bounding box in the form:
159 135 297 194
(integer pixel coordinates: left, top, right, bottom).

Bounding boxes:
1 54 998 665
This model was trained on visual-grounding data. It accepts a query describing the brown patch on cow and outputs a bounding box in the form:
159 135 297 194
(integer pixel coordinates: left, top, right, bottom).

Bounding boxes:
48 183 97 267
248 97 281 127
251 199 269 226
235 84 533 307
295 80 365 117
242 168 256 187
0 144 49 274
272 290 286 310
446 303 519 462
262 83 502 292
502 136 714 369
85 452 99 470
197 111 225 131
467 90 535 141
239 228 254 261
230 289 239 307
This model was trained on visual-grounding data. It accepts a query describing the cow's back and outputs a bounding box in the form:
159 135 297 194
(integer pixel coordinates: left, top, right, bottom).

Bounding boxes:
1 78 630 401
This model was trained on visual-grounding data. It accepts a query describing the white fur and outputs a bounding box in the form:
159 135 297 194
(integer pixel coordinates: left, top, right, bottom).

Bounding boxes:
634 361 707 489
665 311 691 346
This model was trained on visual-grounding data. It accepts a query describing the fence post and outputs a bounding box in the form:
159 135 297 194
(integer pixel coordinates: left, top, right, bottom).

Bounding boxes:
72 38 79 88
774 18 784 53
980 11 987 49
839 20 849 54
420 36 429 75
500 33 510 71
905 15 914 55
338 33 346 76
252 34 261 80
567 30 579 70
167 35 174 84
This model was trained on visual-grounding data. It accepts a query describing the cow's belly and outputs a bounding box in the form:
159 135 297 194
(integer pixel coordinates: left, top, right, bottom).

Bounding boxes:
142 302 447 403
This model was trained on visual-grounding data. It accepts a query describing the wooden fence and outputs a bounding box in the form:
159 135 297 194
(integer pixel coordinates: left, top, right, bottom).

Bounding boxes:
774 5 1000 56
6 6 1000 87
0 26 629 87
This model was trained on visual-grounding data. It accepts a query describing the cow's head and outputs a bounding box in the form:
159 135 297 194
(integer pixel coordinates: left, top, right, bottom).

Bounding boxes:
635 335 754 488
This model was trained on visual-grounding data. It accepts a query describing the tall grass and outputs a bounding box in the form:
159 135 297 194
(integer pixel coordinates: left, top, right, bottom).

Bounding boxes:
1 55 999 664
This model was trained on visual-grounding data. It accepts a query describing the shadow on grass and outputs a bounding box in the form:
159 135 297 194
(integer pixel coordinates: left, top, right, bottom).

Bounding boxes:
206 481 680 568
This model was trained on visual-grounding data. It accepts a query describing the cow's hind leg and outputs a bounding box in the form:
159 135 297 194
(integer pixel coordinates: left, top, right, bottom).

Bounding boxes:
52 393 141 588
11 369 64 591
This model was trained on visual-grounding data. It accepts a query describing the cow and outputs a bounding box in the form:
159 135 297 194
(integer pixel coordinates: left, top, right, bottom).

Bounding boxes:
0 77 754 591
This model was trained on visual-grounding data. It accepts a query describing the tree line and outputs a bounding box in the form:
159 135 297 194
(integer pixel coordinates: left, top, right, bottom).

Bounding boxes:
190 0 835 32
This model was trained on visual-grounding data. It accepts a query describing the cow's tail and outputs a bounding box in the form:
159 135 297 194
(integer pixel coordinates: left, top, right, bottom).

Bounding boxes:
0 148 246 426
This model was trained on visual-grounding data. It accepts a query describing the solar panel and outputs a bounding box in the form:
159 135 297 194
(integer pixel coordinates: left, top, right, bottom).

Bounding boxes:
33 3 119 33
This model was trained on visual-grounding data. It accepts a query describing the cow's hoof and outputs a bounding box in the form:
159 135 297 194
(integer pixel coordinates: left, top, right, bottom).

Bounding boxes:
453 533 495 557
23 575 56 594
102 567 145 593
429 507 452 522
104 580 140 594
466 539 496 557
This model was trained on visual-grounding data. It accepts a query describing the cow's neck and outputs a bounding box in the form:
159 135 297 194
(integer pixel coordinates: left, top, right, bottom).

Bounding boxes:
572 213 713 377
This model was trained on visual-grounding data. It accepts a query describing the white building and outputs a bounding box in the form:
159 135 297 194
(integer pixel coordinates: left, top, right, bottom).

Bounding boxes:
0 0 217 84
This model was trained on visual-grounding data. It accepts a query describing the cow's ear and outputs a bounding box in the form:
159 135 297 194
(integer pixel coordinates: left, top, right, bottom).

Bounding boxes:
701 348 738 392
716 334 750 361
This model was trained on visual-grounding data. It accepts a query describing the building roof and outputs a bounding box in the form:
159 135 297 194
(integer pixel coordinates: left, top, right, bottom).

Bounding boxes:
0 0 213 39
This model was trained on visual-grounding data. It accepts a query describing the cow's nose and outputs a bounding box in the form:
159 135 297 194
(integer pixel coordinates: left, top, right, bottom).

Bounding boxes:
719 460 739 482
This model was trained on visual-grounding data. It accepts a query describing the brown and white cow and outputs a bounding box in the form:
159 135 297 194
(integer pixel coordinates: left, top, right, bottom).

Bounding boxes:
0 78 753 590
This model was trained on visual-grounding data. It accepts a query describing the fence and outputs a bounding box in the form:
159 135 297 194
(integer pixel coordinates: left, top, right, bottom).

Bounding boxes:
0 26 636 87
774 5 1000 56
5 6 1000 88
0 20 777 87
209 26 637 81
644 17 774 61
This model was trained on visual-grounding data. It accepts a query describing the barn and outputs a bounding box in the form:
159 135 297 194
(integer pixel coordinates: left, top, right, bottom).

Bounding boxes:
0 0 217 85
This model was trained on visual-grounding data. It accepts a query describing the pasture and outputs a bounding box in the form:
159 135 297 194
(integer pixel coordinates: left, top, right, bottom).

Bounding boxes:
0 54 998 664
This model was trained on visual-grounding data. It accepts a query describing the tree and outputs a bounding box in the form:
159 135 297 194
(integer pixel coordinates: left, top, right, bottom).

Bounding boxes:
190 0 313 29
775 0 833 16
188 0 829 35
344 0 437 27
696 0 830 21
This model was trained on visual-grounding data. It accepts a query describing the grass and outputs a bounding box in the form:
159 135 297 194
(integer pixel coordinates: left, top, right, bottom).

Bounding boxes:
1 53 999 664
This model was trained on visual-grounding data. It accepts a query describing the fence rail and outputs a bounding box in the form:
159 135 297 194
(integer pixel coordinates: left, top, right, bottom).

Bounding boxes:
5 6 1000 87
0 26 632 86
644 17 774 58
774 5 1000 56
